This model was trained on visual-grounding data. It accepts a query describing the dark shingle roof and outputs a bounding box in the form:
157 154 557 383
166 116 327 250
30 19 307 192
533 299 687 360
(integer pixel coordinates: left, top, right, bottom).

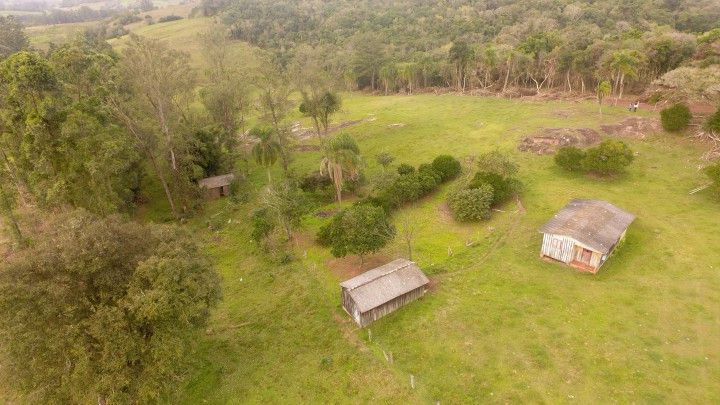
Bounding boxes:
539 199 635 254
340 259 429 313
198 174 235 189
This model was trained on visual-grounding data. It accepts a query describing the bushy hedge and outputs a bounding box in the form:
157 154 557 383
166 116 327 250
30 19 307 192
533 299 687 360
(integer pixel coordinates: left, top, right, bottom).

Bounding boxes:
555 140 634 176
447 184 493 221
396 163 415 175
158 15 183 23
581 139 634 175
446 151 522 222
554 146 585 171
364 155 457 211
705 161 720 189
705 107 720 133
431 155 462 181
660 103 692 132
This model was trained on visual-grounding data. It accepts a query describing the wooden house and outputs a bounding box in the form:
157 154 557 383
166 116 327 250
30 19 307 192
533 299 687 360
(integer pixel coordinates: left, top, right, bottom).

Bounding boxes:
539 199 635 273
198 174 235 198
340 259 429 327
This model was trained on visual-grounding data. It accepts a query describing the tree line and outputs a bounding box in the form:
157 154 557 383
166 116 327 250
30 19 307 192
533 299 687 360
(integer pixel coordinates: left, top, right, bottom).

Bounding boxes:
212 0 719 100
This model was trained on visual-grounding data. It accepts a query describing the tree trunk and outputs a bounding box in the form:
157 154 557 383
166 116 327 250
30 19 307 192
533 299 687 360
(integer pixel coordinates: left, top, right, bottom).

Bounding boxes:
502 62 511 93
615 73 625 106
0 180 24 248
148 151 178 218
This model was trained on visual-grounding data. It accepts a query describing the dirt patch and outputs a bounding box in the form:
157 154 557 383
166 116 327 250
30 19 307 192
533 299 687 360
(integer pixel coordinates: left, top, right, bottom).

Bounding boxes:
327 254 392 281
518 127 600 155
600 117 661 139
550 109 575 118
291 115 376 141
387 123 406 129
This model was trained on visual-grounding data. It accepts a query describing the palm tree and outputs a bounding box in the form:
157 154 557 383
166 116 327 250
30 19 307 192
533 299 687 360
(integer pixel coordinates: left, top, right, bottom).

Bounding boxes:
251 126 281 183
320 133 361 203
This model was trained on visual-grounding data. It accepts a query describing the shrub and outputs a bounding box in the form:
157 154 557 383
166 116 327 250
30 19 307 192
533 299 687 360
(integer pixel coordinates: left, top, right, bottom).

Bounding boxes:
469 171 518 205
705 161 720 188
581 139 634 175
431 155 462 181
158 15 183 23
251 208 274 245
417 164 441 195
396 163 415 175
660 103 692 132
447 184 493 222
555 146 586 172
300 171 333 193
390 173 422 204
705 107 720 133
476 151 518 177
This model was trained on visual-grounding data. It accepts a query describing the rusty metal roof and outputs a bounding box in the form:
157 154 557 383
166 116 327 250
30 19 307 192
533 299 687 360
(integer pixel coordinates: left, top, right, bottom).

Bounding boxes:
340 259 429 313
539 199 635 254
198 174 235 189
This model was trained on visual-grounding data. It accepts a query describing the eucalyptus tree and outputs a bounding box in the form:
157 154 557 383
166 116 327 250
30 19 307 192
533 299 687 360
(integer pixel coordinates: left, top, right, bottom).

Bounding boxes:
199 24 252 136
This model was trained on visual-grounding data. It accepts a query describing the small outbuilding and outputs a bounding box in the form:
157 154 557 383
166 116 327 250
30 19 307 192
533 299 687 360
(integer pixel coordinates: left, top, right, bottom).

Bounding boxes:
539 199 635 273
198 174 235 198
340 259 429 327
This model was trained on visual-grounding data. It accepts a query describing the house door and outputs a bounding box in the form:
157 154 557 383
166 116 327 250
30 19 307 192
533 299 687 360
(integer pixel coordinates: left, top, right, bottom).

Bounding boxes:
578 248 593 264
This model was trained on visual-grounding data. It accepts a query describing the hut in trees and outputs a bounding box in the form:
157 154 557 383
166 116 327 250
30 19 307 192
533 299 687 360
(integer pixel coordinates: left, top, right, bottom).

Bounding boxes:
198 174 235 198
539 199 635 273
340 259 430 327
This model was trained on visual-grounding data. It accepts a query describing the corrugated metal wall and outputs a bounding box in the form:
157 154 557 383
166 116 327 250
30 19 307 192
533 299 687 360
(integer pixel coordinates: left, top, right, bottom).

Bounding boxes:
541 233 575 263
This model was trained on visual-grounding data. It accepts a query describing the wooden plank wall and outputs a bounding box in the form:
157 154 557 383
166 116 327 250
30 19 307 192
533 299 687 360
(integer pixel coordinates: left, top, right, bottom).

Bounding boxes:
357 287 426 327
541 233 575 263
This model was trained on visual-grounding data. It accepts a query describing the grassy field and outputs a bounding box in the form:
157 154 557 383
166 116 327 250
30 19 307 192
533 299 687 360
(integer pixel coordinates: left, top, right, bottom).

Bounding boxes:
176 93 720 403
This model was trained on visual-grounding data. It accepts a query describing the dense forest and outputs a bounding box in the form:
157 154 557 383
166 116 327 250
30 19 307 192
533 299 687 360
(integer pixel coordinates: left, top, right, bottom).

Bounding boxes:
210 0 720 100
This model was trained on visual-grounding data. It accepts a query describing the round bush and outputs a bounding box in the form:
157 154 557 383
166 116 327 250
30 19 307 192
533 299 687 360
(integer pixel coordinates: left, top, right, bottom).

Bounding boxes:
391 173 422 204
431 155 462 181
554 146 586 172
704 107 720 133
396 163 415 175
468 171 517 206
447 184 493 222
705 161 720 188
581 139 634 175
660 103 692 132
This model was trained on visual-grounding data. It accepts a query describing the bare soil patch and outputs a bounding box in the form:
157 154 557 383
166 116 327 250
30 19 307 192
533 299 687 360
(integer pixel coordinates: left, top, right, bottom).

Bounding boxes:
600 117 661 139
518 127 600 155
291 115 376 141
327 254 392 281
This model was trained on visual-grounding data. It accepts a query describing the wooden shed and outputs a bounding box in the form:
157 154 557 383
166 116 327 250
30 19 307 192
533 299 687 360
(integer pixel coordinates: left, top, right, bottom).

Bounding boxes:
340 259 429 327
539 199 635 273
198 174 235 198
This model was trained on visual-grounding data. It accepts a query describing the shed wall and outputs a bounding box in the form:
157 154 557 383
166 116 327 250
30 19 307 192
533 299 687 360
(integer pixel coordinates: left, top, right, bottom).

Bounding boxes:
541 233 576 263
344 286 426 327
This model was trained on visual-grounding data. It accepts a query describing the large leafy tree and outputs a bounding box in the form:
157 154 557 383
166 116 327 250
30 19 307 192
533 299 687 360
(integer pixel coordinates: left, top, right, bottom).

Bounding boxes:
320 204 395 264
0 211 221 403
0 48 139 216
0 16 28 59
320 133 362 203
